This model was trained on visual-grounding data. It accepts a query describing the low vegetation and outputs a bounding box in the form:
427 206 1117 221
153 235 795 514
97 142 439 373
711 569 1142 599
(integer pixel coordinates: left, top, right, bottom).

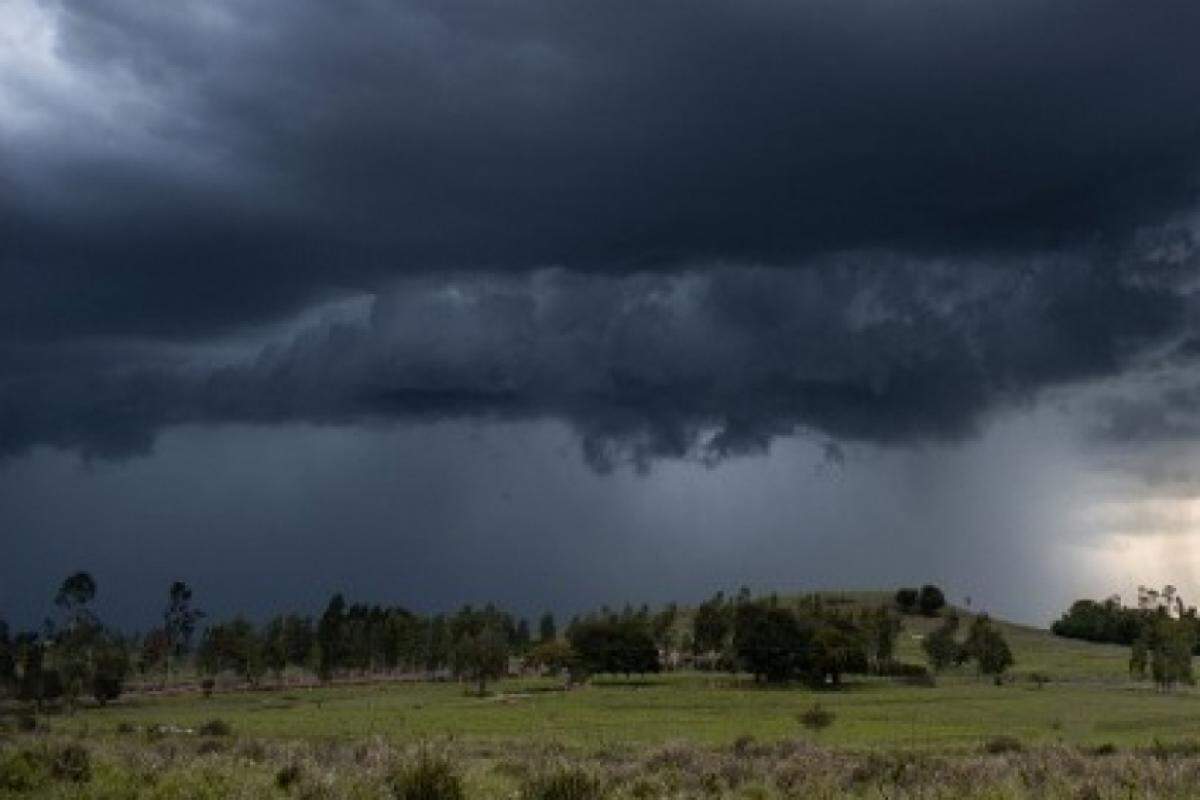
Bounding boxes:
6 734 1200 798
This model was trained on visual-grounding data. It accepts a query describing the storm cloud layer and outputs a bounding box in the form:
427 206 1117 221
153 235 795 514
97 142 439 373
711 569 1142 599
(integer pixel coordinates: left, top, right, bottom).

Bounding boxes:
3 0 1200 466
1 251 1194 471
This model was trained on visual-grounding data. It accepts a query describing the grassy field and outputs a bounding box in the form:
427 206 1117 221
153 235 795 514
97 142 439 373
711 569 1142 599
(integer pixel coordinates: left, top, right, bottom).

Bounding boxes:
40 607 1200 752
55 672 1200 750
9 605 1200 798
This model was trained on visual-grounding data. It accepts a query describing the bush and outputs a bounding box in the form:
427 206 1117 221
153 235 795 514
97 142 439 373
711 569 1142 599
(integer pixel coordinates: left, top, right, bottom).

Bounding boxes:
198 719 233 737
39 669 65 703
983 735 1023 755
894 588 919 613
732 734 758 757
918 585 946 616
1084 743 1119 757
0 750 49 793
798 703 835 734
389 751 465 800
197 739 228 755
522 763 607 800
50 743 91 783
1144 738 1200 760
92 673 123 706
276 763 303 790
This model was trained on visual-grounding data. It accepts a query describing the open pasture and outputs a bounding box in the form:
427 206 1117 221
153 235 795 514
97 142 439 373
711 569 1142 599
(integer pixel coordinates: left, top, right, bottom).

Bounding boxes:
53 671 1200 751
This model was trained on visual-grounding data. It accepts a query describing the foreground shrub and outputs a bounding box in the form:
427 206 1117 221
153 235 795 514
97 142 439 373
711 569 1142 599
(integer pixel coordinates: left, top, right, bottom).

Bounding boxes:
50 742 91 783
198 719 232 737
0 749 49 793
1144 738 1200 760
196 739 228 755
0 743 92 791
522 763 607 800
388 750 464 800
983 735 1023 754
798 703 835 734
275 762 303 790
1084 742 1119 757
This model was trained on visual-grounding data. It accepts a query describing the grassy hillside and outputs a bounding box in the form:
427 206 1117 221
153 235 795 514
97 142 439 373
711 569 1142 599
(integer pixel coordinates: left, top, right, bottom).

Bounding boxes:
674 589 1134 681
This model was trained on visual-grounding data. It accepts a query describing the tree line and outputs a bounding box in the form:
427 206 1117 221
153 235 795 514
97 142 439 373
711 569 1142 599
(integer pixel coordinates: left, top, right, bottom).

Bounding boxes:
3 575 1013 709
0 572 130 711
1053 597 1196 690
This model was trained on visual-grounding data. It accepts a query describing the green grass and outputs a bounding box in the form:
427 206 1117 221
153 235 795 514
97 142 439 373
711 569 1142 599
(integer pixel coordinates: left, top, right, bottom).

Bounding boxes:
58 671 1200 750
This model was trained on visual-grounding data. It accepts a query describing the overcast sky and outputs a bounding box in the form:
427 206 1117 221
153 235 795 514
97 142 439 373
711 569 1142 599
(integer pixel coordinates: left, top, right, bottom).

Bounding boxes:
4 0 1200 630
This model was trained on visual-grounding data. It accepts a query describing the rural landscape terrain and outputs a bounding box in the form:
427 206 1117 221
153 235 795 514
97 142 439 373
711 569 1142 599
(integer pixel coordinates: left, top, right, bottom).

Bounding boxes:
4 577 1200 798
8 0 1200 797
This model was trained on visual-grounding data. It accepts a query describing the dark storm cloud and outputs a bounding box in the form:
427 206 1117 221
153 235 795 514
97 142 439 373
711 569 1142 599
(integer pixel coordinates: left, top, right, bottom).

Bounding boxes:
4 0 1200 467
4 0 1200 339
1 254 1186 470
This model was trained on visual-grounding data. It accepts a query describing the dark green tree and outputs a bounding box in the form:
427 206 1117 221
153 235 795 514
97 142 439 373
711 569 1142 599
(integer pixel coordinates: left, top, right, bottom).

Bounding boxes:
55 572 97 621
733 601 809 683
263 616 289 682
963 615 1014 680
1131 612 1195 691
652 603 679 653
426 614 451 672
809 616 869 687
91 634 130 706
53 572 101 710
15 632 48 708
524 640 579 686
317 593 347 682
452 624 509 695
139 628 169 677
538 612 557 642
922 614 961 673
197 617 265 685
282 614 316 669
692 593 730 654
514 619 532 651
0 618 14 696
163 581 204 684
860 606 902 671
917 585 946 616
568 617 660 677
1052 598 1146 645
894 588 919 613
